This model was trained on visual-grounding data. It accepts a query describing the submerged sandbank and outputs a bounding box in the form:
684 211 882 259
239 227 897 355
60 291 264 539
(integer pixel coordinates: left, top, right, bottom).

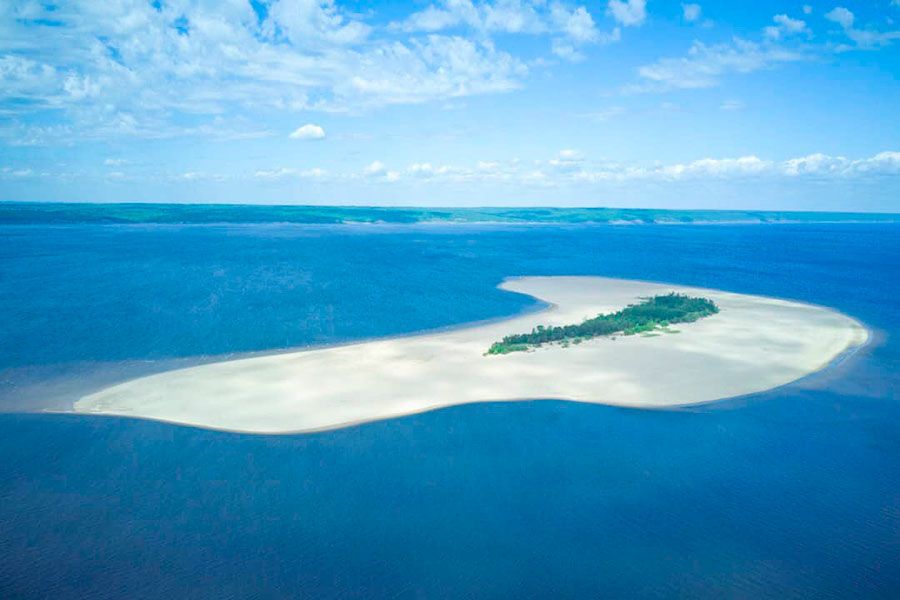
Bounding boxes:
75 277 868 433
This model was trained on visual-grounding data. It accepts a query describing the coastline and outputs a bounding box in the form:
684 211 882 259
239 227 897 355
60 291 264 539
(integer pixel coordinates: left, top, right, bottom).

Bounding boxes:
74 276 869 434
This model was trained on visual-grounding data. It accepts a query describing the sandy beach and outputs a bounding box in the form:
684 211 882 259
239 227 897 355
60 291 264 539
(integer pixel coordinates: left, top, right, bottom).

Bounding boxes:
74 276 869 433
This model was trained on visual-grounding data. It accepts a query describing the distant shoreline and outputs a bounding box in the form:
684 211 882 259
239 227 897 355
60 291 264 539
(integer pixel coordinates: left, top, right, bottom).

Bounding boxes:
74 276 869 434
1 201 898 226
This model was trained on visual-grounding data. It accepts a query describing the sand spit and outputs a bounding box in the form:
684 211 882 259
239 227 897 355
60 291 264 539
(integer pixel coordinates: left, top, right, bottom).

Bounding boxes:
75 277 868 433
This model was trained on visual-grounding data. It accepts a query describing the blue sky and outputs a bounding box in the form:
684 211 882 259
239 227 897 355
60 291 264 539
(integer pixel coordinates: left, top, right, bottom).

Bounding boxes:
1 0 898 210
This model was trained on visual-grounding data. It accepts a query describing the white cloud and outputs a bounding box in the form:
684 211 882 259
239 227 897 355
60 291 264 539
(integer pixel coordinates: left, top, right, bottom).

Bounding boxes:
0 1 533 141
394 2 615 63
361 160 401 182
549 149 584 171
782 153 847 176
720 99 745 111
289 124 326 140
180 171 228 182
825 7 855 29
550 5 599 43
682 3 702 23
255 168 299 179
345 36 526 103
579 151 900 181
826 7 900 49
302 167 328 178
630 38 805 92
550 41 584 61
658 156 772 178
26 149 898 188
607 0 647 27
764 14 809 40
254 167 328 179
583 106 626 121
407 162 456 177
363 160 385 175
774 14 808 34
851 151 900 173
624 5 898 95
262 0 371 46
395 0 542 34
394 0 600 40
803 5 813 15
0 166 34 178
104 158 125 166
354 150 900 185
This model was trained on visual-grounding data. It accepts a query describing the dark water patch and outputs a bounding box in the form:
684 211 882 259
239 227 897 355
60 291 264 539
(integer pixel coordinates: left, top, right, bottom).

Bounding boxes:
0 394 898 598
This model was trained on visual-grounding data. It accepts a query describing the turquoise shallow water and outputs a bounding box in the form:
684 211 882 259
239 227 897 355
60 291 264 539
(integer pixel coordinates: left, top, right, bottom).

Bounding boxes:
0 222 898 598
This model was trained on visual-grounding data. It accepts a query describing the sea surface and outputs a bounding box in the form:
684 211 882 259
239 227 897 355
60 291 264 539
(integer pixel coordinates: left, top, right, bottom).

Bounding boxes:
0 220 898 598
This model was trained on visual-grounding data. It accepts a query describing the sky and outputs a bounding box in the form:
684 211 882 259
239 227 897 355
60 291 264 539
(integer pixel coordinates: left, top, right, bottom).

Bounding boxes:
0 0 898 210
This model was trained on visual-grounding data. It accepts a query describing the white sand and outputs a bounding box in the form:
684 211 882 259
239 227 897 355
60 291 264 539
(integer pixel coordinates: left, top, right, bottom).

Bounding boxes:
74 277 868 433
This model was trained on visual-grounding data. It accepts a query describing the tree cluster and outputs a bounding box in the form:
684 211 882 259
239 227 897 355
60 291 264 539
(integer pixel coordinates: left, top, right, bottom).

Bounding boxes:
487 293 719 354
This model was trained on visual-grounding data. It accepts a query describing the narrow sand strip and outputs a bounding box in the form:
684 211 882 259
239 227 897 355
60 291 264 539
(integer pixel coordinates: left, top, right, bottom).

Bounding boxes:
75 277 868 433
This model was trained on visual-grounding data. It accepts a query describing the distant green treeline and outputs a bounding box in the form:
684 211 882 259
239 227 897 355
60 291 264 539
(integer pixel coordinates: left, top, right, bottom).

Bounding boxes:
0 202 897 225
487 293 720 355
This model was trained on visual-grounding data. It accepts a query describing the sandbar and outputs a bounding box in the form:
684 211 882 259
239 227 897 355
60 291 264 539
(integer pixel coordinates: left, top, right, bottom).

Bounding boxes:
74 276 868 433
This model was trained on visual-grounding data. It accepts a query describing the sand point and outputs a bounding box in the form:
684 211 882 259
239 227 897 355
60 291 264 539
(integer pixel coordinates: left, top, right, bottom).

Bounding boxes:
75 277 868 433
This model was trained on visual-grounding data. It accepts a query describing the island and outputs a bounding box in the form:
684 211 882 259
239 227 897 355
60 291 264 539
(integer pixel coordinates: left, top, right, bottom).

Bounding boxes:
487 293 719 354
74 276 869 434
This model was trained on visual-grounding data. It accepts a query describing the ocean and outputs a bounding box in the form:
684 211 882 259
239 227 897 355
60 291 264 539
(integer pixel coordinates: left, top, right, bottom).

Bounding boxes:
0 219 898 598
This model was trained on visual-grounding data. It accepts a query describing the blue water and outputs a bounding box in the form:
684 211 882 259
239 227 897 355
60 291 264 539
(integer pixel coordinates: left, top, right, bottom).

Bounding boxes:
1 223 898 598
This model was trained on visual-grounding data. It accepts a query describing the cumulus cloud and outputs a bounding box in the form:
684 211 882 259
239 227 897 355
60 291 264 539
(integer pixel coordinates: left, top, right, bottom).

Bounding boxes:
623 6 898 96
393 1 616 63
407 162 456 177
825 7 855 29
394 0 601 40
337 150 900 185
17 148 900 189
550 5 599 43
0 1 530 141
289 124 326 140
254 167 328 179
395 0 542 34
782 153 847 176
607 0 647 27
362 160 401 181
682 3 702 23
548 148 584 170
579 151 900 181
363 160 385 175
825 6 900 49
764 14 809 40
345 36 526 103
659 156 771 178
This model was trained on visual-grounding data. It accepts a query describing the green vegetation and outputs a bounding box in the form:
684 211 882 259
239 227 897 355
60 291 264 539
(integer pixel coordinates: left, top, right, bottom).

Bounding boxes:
486 293 719 355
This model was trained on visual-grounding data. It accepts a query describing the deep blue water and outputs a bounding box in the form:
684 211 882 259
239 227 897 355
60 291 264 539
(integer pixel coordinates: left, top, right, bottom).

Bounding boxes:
0 223 898 598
